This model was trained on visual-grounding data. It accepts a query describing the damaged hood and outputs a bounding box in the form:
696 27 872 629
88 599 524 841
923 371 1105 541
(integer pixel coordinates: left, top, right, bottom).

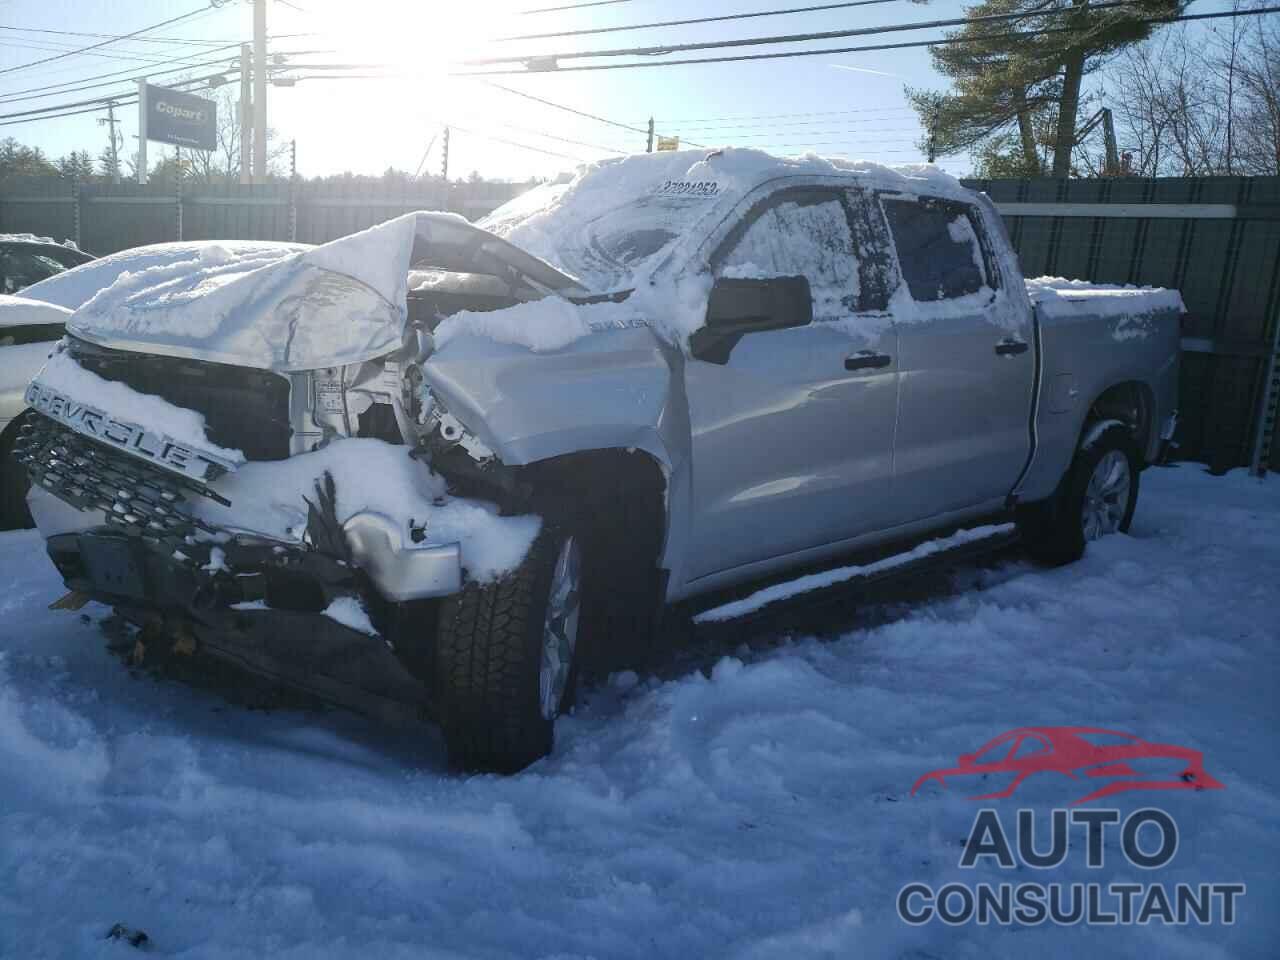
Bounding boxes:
66 212 582 372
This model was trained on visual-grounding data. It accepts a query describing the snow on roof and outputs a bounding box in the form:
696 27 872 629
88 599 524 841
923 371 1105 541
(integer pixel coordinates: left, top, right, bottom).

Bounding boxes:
478 147 971 293
0 293 72 330
0 232 78 249
21 240 309 312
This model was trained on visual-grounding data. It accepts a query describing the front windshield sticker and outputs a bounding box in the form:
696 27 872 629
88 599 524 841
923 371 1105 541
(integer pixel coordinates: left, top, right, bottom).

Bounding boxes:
655 179 721 199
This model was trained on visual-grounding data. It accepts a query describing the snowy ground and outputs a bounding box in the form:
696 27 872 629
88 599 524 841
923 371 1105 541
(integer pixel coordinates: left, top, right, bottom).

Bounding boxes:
1 465 1277 959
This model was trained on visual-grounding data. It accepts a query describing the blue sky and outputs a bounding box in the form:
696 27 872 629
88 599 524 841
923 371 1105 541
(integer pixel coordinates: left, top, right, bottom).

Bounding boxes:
0 0 1235 181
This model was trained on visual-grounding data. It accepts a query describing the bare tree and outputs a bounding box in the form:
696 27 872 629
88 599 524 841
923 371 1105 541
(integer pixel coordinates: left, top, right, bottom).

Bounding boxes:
1108 6 1280 175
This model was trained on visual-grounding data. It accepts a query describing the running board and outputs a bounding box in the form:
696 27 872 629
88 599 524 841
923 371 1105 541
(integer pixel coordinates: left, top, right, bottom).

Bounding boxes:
691 523 1018 630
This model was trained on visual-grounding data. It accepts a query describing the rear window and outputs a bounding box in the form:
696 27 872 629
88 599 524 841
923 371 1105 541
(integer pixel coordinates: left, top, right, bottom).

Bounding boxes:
881 197 989 302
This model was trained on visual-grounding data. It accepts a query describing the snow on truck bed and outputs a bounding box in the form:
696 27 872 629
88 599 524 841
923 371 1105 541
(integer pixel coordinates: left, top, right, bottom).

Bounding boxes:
1026 276 1185 317
1 465 1277 958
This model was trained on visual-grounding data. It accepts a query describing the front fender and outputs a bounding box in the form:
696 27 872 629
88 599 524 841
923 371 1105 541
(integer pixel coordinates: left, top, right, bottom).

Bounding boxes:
421 326 694 590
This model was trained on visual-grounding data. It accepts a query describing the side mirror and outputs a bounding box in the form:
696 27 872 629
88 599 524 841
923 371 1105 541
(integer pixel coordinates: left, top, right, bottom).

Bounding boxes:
689 275 813 365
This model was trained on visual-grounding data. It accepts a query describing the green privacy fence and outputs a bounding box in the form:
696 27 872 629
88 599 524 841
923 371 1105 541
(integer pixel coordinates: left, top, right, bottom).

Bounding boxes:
2 173 1277 472
0 177 528 256
963 176 1280 475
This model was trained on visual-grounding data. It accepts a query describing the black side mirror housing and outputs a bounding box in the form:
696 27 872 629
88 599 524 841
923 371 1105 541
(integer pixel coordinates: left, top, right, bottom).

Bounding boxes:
689 275 813 365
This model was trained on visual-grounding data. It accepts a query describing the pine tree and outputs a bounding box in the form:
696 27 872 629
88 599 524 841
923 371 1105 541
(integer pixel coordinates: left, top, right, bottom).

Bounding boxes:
909 0 1184 176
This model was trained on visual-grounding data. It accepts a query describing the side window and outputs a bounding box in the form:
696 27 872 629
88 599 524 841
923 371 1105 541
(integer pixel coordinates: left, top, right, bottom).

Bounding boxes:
881 197 990 302
0 251 66 293
717 194 859 321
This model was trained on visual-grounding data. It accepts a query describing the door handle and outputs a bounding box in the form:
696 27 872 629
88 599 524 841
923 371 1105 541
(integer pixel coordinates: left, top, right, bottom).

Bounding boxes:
845 351 892 371
995 339 1029 356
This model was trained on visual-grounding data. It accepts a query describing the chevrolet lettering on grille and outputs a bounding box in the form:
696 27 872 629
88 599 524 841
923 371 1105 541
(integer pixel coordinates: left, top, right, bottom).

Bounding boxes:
24 382 238 482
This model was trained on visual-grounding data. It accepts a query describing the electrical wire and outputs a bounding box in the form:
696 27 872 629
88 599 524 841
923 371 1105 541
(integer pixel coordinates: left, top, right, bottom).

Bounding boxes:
454 6 1280 75
0 24 233 46
498 0 906 42
444 121 589 161
519 0 644 15
480 79 705 147
0 50 244 107
0 69 225 127
0 3 217 77
463 0 1143 67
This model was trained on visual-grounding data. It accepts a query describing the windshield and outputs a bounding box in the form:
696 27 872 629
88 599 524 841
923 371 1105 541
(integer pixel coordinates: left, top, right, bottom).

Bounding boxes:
477 153 735 292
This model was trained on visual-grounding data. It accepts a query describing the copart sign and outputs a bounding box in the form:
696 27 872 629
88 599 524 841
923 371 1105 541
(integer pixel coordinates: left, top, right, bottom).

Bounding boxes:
144 84 216 151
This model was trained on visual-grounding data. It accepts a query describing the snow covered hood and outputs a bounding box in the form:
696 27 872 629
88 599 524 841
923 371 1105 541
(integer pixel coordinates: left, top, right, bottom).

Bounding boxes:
0 293 71 330
479 147 974 292
63 215 578 372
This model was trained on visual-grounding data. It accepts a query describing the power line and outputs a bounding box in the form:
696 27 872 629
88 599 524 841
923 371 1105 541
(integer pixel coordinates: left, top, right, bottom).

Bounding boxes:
0 36 227 67
0 24 233 46
463 0 1143 67
480 79 706 147
499 0 905 42
0 3 217 77
444 121 589 162
519 0 644 14
455 6 1280 76
0 70 223 128
0 49 243 106
648 106 916 123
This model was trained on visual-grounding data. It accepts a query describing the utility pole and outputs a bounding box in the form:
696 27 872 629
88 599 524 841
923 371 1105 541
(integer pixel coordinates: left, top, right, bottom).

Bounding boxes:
440 125 450 181
98 100 121 183
1101 107 1119 177
647 117 655 153
137 79 148 185
239 42 252 184
253 0 268 182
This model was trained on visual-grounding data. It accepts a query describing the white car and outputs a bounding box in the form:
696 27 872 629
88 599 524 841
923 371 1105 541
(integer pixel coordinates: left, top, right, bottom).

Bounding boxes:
0 241 308 528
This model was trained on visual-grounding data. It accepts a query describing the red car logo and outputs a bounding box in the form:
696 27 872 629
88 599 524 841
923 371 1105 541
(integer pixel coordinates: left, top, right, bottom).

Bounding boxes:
911 726 1224 805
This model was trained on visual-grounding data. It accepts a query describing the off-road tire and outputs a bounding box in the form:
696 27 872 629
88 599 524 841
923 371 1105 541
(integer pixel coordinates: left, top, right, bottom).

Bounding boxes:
1016 422 1140 567
0 417 34 531
434 525 574 773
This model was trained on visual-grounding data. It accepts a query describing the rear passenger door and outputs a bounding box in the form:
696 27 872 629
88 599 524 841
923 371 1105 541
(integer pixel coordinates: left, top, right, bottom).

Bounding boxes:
683 186 900 581
880 194 1035 522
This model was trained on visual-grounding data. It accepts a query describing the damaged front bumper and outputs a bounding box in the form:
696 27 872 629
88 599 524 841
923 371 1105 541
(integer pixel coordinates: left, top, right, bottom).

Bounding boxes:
15 412 464 617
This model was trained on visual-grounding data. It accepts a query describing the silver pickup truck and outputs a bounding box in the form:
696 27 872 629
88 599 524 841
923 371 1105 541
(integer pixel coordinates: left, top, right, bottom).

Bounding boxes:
13 150 1181 771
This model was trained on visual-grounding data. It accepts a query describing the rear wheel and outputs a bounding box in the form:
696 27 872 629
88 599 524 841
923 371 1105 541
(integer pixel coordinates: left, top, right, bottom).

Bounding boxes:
1016 423 1140 567
433 525 583 772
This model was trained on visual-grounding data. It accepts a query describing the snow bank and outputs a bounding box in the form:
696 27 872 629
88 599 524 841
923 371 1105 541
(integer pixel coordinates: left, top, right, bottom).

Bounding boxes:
192 437 539 582
32 349 245 464
21 240 307 311
695 522 1014 623
1 466 1277 956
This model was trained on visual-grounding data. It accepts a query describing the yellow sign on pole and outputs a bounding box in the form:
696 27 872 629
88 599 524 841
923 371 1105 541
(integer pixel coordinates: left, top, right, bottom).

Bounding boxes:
656 135 680 152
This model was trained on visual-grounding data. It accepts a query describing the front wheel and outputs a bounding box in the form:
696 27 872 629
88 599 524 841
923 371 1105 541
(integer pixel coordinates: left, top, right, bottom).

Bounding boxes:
433 525 582 773
0 417 34 531
1016 423 1140 567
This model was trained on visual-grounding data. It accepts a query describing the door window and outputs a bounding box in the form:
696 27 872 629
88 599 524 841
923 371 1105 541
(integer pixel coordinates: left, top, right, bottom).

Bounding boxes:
717 194 860 321
881 197 991 302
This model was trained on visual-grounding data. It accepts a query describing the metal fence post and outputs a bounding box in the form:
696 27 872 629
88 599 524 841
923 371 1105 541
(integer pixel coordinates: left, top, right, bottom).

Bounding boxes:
72 178 82 249
175 179 183 242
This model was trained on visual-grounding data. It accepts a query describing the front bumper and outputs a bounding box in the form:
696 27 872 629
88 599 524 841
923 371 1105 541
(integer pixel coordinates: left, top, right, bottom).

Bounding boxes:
16 413 463 614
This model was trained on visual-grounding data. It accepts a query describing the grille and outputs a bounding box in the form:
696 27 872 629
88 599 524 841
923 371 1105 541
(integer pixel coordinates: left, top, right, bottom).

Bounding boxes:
66 338 292 461
13 413 226 543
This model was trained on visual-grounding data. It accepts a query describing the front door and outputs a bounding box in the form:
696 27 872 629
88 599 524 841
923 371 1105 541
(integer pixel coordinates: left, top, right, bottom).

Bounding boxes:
684 186 900 582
